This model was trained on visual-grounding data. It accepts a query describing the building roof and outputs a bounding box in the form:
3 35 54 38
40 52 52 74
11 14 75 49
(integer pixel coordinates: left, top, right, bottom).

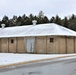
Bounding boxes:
0 23 76 38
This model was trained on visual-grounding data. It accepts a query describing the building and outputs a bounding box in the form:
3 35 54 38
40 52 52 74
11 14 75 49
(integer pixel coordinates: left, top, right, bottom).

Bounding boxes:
0 21 76 54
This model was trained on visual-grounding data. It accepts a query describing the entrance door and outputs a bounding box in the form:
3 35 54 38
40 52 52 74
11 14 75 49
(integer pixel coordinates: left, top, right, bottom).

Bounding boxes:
26 37 35 53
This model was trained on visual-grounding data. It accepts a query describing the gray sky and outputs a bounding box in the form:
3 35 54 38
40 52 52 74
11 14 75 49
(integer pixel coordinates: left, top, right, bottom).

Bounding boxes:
0 0 76 19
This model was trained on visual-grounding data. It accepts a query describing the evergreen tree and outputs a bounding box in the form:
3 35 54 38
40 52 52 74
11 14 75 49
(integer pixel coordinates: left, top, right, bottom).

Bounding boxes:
0 19 2 27
28 14 34 24
38 11 44 18
16 16 22 26
22 14 26 20
50 16 55 23
2 15 9 27
0 12 76 31
55 15 61 25
43 16 49 23
63 17 69 28
69 14 75 20
12 15 17 26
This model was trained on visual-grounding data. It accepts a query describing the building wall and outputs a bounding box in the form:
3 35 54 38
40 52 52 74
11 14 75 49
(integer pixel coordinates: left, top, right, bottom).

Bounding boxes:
54 36 60 54
35 36 66 54
58 36 66 54
17 37 25 53
46 36 56 54
45 36 75 54
35 37 46 54
0 36 76 54
66 37 75 53
8 38 17 53
1 38 8 53
0 37 25 53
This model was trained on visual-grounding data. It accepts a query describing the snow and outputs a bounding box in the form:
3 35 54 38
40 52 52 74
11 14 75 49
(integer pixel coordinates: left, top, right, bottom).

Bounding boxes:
0 53 76 66
0 23 76 38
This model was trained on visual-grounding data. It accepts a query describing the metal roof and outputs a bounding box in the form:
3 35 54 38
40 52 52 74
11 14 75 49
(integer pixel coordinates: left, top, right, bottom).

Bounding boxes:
0 23 76 38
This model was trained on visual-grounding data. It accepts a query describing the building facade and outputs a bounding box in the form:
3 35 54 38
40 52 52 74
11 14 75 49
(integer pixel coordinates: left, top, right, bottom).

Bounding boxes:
0 23 76 54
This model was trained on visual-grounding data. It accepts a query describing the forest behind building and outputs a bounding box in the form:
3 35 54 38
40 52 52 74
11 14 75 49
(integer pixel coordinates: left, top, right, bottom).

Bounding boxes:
0 11 76 31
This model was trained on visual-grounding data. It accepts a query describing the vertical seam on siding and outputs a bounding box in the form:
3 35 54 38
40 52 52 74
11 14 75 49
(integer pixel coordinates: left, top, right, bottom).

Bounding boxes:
16 37 17 53
74 37 75 53
46 36 47 54
8 38 9 53
34 37 36 54
35 37 36 54
66 37 67 54
7 38 9 53
24 37 26 53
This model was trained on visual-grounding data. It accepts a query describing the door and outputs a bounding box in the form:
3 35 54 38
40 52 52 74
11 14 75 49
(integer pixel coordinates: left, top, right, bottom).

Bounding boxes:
26 37 35 53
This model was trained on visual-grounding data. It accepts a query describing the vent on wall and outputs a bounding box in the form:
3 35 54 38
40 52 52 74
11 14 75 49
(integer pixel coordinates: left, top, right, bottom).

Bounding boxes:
11 39 14 43
50 38 54 43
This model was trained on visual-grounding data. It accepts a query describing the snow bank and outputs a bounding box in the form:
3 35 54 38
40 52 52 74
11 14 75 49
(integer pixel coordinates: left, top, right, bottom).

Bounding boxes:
0 53 76 66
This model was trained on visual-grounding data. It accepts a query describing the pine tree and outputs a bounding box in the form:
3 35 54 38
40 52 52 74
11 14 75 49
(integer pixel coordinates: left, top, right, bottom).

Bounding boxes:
55 15 61 25
63 17 69 28
50 17 55 23
43 16 49 23
2 15 9 27
38 11 44 18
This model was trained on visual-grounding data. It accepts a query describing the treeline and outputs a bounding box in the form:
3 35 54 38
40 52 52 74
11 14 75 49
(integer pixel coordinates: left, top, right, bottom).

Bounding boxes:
0 11 76 31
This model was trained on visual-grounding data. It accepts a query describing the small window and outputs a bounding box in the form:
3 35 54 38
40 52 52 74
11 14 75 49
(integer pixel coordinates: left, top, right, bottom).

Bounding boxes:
11 39 14 43
50 38 54 43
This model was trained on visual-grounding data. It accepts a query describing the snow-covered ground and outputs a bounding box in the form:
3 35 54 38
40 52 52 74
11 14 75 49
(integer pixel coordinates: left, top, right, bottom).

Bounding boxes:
0 53 76 66
0 53 76 75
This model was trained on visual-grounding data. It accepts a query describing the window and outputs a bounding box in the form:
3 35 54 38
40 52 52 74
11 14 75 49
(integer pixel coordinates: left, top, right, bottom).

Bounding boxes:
50 38 54 43
11 39 14 43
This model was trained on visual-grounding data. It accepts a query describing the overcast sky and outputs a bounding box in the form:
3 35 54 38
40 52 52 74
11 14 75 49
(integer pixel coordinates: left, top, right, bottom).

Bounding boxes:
0 0 76 19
